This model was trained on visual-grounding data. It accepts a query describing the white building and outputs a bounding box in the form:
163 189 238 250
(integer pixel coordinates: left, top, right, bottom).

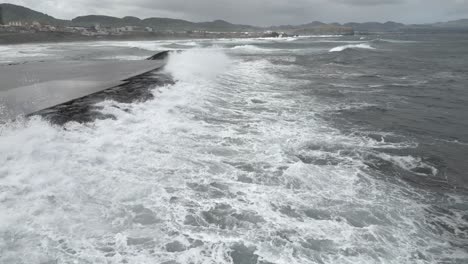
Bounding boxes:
8 21 23 27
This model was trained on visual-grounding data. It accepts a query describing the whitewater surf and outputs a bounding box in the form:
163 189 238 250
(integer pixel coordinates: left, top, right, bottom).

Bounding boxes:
1 34 468 264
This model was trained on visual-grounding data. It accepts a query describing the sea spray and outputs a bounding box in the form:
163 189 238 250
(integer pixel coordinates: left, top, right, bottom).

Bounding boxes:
164 48 232 81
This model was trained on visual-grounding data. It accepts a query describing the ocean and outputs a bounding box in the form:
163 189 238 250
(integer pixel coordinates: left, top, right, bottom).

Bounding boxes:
0 34 468 263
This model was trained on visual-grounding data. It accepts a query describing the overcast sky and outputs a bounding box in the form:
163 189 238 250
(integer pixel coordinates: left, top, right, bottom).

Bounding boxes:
7 0 468 26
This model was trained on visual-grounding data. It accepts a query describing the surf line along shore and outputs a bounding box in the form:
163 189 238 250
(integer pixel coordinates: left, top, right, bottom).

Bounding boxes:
0 51 175 124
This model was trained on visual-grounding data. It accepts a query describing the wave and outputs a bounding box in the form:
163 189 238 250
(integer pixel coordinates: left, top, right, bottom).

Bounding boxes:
88 40 170 51
1 43 466 263
98 55 148 61
308 34 344 38
371 38 419 44
374 153 439 177
164 48 231 81
230 44 270 52
182 41 199 46
162 43 196 49
329 43 375 52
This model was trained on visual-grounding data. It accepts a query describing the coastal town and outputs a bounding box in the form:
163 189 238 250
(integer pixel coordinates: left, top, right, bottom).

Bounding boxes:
0 20 244 37
0 3 357 44
0 19 303 43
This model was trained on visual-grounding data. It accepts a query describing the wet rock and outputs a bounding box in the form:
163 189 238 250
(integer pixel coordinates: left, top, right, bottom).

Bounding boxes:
147 50 172 60
34 71 174 125
230 243 259 264
262 32 281 38
165 241 186 252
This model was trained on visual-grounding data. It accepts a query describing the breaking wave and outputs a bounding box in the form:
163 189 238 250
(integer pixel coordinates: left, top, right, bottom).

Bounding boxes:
164 48 231 80
1 40 467 264
230 44 272 53
329 43 375 52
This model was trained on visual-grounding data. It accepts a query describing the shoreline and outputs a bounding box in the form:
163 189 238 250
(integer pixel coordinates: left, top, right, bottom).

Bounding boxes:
0 31 229 45
0 31 353 46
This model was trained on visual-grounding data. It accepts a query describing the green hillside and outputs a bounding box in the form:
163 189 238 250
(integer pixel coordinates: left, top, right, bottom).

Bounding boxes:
0 3 67 25
1 3 467 34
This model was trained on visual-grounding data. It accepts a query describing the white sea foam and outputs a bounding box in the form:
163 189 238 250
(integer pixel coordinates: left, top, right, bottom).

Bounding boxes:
376 153 439 176
0 44 55 62
164 48 231 81
230 44 269 52
182 41 199 46
98 55 149 61
329 43 375 52
82 40 173 51
0 43 466 263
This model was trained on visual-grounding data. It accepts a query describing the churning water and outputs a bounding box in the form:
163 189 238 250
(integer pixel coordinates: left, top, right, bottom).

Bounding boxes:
1 35 468 263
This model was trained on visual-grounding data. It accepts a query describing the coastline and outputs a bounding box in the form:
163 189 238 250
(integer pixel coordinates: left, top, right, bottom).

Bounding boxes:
0 31 227 45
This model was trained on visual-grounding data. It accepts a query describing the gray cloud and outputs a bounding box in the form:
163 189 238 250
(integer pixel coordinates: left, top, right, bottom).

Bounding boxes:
8 0 468 26
332 0 404 6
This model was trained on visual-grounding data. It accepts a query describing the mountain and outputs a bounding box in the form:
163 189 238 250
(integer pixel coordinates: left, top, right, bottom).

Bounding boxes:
72 15 126 27
142 17 197 31
344 21 405 32
293 25 354 35
432 19 468 28
2 3 468 34
196 20 255 31
71 15 256 31
0 3 67 25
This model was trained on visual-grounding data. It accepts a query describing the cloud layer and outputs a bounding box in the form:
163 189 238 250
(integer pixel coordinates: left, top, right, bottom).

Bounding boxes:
8 0 468 26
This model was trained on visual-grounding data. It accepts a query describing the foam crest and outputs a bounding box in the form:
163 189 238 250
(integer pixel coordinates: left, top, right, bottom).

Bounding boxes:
230 44 271 53
164 49 232 81
329 43 375 52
